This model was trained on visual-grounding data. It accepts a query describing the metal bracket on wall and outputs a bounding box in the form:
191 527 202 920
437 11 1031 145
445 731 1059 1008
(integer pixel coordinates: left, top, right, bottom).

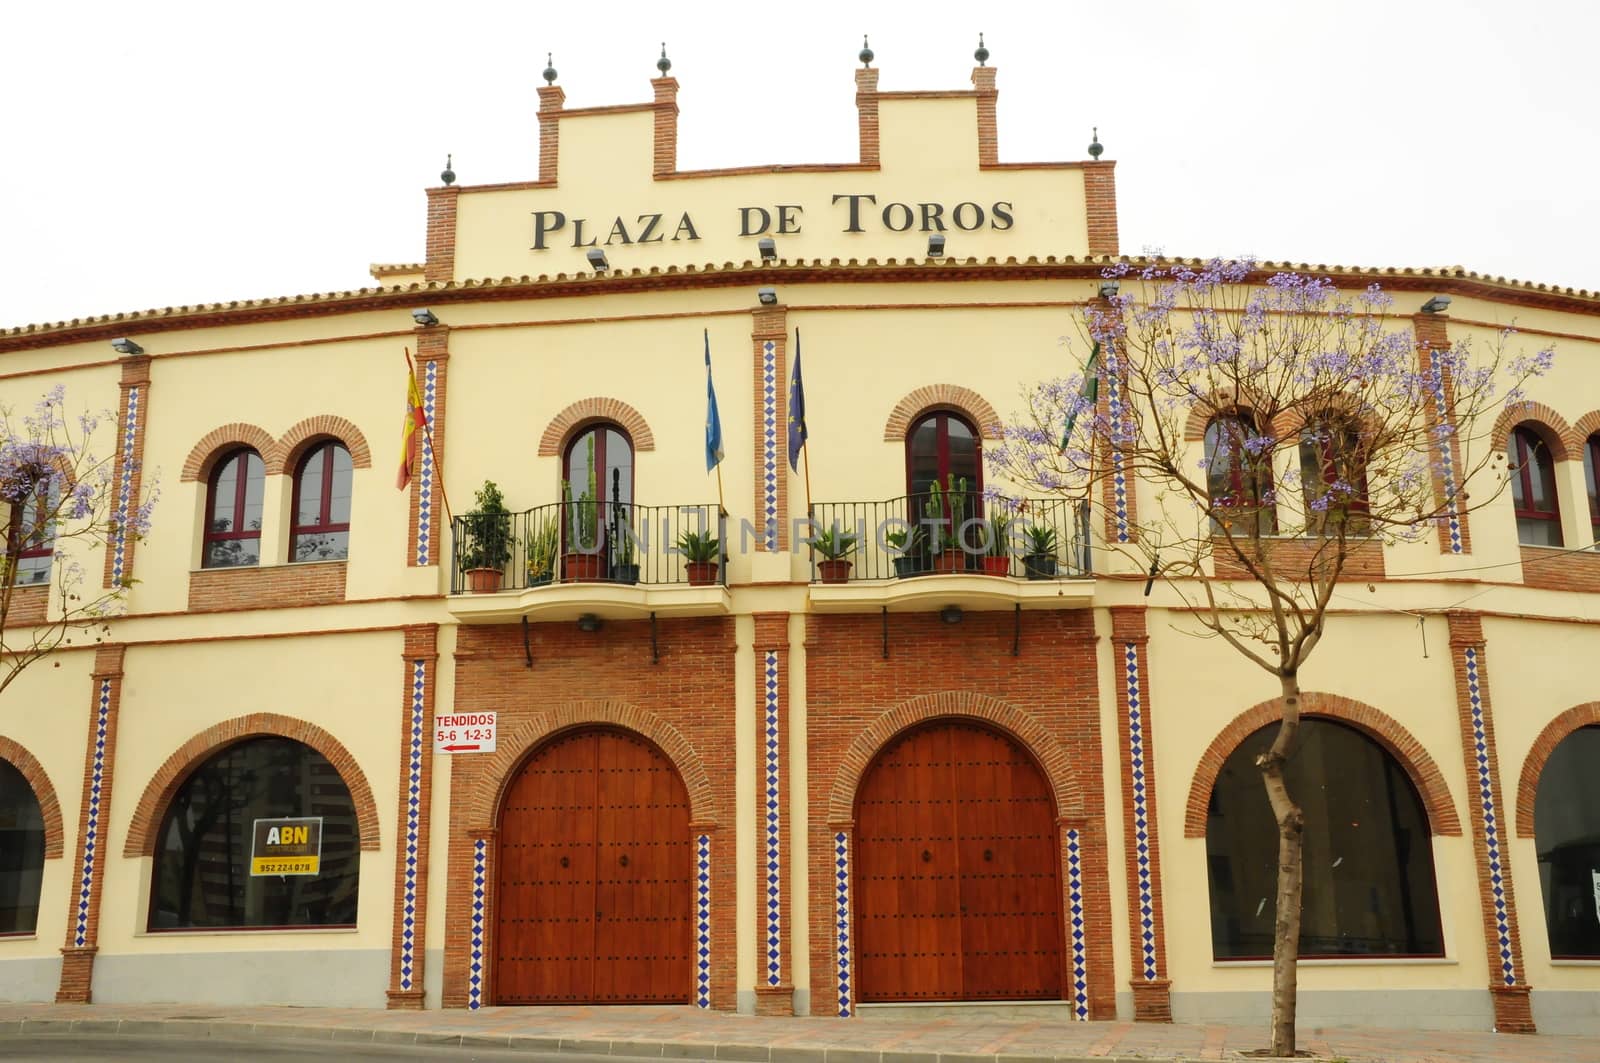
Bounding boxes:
521 615 533 668
651 612 660 664
882 606 889 660
1013 602 1021 657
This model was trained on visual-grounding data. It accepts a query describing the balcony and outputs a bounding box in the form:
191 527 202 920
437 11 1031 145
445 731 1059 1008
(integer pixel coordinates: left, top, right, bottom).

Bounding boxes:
804 495 1095 613
447 501 730 624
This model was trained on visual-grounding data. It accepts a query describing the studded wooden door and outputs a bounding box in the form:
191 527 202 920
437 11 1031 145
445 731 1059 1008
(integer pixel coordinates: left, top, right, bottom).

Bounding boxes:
854 720 1063 1002
495 728 692 1004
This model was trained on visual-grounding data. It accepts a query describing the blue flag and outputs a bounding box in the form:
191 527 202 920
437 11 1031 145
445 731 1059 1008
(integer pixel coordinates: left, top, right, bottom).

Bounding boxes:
787 327 808 472
704 330 724 472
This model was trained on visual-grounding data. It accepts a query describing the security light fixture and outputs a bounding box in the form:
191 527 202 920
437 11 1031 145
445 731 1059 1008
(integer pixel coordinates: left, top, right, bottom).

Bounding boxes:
110 338 144 356
928 233 946 257
940 605 964 625
586 248 609 272
758 237 777 261
1420 296 1452 314
1099 281 1120 299
577 613 602 632
757 287 778 306
411 308 439 327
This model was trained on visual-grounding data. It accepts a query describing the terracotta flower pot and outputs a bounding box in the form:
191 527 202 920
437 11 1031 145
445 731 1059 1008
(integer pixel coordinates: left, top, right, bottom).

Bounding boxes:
982 556 1011 577
686 561 719 586
933 551 966 574
465 567 503 593
563 551 605 582
818 559 853 584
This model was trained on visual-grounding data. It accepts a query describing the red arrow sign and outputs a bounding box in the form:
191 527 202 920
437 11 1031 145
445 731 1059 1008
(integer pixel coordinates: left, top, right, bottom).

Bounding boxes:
441 744 481 752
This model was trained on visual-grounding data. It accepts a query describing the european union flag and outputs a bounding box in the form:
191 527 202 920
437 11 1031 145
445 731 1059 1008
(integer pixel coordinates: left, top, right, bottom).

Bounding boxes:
704 330 724 472
788 327 808 472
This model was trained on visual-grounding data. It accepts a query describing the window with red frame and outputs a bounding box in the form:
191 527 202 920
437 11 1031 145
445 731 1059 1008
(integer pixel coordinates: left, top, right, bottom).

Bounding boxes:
906 410 982 547
1298 418 1371 534
1509 425 1562 547
290 441 352 562
1204 413 1276 536
203 448 265 568
9 478 58 586
1584 433 1600 546
563 424 633 554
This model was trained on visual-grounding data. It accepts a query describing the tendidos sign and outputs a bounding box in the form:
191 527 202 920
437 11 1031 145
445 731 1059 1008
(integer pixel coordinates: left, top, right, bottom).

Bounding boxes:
531 194 1016 250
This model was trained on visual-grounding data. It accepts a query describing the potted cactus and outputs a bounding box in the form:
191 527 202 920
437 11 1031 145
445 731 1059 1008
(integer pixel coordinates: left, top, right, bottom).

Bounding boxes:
924 475 972 574
524 510 560 587
1022 522 1059 580
561 477 604 582
677 528 721 586
812 526 859 584
983 508 1014 577
609 502 640 585
459 480 513 593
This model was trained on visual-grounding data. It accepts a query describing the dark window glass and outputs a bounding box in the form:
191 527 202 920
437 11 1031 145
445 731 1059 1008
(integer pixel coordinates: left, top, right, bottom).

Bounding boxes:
1534 725 1600 959
1585 434 1600 545
1509 425 1563 547
1205 719 1444 959
203 449 266 568
1298 419 1370 533
9 478 58 586
1204 414 1276 536
290 442 353 562
906 411 983 560
0 759 45 935
149 737 360 930
562 425 633 553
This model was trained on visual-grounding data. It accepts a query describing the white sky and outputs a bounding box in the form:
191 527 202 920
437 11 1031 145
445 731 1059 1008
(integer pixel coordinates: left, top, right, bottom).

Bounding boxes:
3 0 1594 330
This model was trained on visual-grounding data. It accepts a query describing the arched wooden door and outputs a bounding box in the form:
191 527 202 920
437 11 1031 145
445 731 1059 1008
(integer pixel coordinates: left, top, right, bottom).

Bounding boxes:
854 719 1063 1002
495 727 692 1004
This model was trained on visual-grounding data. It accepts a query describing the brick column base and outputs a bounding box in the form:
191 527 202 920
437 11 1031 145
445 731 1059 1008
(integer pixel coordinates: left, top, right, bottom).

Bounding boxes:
386 989 425 1010
56 947 97 1003
754 984 794 1016
1130 978 1172 1022
1490 984 1536 1033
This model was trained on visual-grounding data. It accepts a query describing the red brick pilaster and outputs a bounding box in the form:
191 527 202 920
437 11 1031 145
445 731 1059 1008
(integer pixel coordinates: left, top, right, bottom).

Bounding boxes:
1414 312 1473 555
752 306 789 551
972 66 998 166
537 84 565 184
855 68 880 167
1446 612 1535 1033
102 356 151 590
424 186 459 283
753 613 793 1014
1109 608 1171 1020
652 77 679 176
387 624 440 1009
1084 162 1120 256
56 644 125 1003
408 329 449 571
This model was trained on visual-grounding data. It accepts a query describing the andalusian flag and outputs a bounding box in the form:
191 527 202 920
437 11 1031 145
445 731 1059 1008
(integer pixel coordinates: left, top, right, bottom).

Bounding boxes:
396 349 428 489
787 327 808 472
1059 342 1100 452
704 330 725 472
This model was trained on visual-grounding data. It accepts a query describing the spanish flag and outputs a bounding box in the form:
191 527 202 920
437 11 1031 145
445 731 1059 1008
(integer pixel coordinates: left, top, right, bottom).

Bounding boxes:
396 349 428 490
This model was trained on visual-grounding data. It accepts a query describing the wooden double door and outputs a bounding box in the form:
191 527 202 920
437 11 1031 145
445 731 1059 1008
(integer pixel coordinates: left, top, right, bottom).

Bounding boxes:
854 720 1064 1002
494 728 692 1004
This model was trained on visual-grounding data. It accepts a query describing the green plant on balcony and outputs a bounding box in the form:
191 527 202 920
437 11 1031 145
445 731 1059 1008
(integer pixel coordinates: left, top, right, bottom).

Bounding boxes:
812 525 859 585
524 510 560 587
562 478 604 581
1022 521 1059 580
983 507 1015 576
885 525 926 578
460 479 513 592
609 501 639 584
923 474 970 572
676 527 721 586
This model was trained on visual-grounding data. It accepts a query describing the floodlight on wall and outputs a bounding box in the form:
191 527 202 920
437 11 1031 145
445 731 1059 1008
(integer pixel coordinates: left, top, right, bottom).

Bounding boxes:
940 605 964 625
110 338 144 356
758 237 777 262
757 287 779 306
586 248 609 272
927 233 946 257
577 613 603 632
1420 295 1452 314
1099 281 1120 299
411 308 440 326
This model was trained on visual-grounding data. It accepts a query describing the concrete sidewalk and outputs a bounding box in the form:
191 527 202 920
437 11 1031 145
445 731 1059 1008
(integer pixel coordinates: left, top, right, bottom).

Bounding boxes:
1 1002 1596 1063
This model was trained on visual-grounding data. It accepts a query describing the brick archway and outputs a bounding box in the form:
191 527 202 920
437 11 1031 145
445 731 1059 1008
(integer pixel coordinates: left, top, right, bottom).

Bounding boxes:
274 415 374 476
1183 692 1461 838
537 399 657 457
181 423 284 482
123 713 381 857
1516 702 1600 837
827 691 1085 823
882 385 1003 442
0 736 65 859
1491 403 1575 462
466 700 716 832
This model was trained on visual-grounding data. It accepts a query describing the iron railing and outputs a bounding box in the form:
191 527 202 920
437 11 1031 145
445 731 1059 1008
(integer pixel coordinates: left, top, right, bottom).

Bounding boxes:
803 495 1092 583
450 501 726 594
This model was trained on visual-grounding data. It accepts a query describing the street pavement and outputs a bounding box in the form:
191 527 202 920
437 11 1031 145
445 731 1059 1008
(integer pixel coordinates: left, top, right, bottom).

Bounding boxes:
1 1001 1597 1063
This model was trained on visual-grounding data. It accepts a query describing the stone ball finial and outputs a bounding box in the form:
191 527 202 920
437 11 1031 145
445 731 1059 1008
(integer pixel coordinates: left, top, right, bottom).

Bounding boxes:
975 32 989 66
441 154 455 186
859 35 874 68
657 43 671 75
543 53 557 85
1088 127 1103 160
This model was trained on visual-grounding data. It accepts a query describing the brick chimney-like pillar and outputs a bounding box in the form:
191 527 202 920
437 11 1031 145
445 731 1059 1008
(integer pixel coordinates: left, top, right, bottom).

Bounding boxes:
855 67 880 166
972 66 998 166
537 84 565 184
652 77 679 176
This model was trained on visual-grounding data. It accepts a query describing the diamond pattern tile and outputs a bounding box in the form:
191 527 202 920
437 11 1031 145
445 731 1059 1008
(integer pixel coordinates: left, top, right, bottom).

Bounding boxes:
1464 647 1515 985
399 659 426 990
75 679 113 947
1428 352 1464 554
1124 644 1157 981
111 386 140 584
762 341 779 550
417 360 437 566
1067 828 1089 1021
1107 373 1130 542
469 839 486 1009
696 834 712 1008
763 651 782 986
834 831 852 1017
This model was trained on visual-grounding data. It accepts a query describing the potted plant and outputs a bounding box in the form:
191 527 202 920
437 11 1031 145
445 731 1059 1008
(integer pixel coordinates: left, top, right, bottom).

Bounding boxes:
459 480 513 593
677 528 721 586
924 475 971 574
609 502 640 585
1022 522 1059 580
561 478 604 581
524 510 560 587
983 508 1014 576
885 525 926 578
812 526 859 584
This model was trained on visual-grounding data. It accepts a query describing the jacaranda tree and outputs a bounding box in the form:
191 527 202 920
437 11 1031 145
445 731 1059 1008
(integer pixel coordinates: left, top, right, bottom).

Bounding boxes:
0 385 158 697
988 259 1553 1056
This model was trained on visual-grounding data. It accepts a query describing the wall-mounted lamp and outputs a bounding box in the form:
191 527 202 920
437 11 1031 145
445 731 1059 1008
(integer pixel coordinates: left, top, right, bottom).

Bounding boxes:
758 237 777 262
411 308 440 327
110 338 144 356
757 287 778 306
1420 295 1452 314
1099 281 1120 299
577 613 603 632
940 605 964 625
586 248 609 273
927 233 946 257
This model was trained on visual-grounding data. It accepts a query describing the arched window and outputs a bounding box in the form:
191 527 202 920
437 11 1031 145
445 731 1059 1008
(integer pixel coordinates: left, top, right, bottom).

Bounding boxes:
1534 725 1600 958
907 411 982 565
290 441 353 562
0 758 45 935
1298 417 1370 533
149 736 360 930
203 448 266 568
1509 425 1562 547
1205 719 1444 959
563 424 633 553
1583 433 1600 546
1204 413 1276 536
9 477 59 586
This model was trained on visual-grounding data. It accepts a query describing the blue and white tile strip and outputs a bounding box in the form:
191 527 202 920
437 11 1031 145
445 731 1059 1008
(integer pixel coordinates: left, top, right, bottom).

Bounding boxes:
1066 828 1089 1021
696 834 712 1008
761 340 779 551
110 386 140 586
1107 371 1130 542
833 831 852 1017
763 652 782 987
1428 351 1464 554
468 839 487 1008
1125 644 1157 981
1465 647 1516 986
399 660 426 992
416 359 438 566
75 679 112 947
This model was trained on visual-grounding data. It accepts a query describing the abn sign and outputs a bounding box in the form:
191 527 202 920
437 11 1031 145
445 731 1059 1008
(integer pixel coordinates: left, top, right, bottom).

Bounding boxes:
250 817 323 876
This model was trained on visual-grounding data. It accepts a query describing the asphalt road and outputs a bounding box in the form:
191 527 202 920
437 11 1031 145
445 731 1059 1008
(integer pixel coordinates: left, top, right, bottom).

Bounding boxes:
0 1035 711 1062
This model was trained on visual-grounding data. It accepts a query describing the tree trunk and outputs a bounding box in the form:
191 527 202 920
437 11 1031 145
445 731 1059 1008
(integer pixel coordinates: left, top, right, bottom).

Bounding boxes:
1259 674 1306 1058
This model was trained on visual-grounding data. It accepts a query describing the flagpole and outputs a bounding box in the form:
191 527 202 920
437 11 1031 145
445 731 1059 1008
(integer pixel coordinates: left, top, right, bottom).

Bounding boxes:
407 347 454 528
715 463 726 518
802 444 813 521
